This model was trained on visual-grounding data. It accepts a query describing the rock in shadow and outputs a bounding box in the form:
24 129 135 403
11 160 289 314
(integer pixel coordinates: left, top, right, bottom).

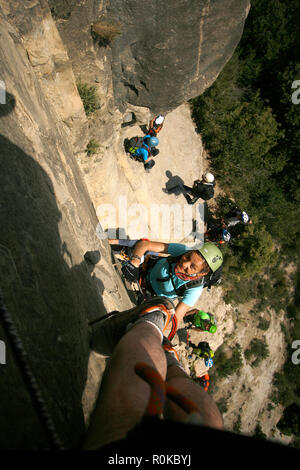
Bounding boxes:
123 137 130 153
84 250 101 267
139 124 148 134
0 91 16 117
0 132 106 449
177 327 189 345
121 112 137 128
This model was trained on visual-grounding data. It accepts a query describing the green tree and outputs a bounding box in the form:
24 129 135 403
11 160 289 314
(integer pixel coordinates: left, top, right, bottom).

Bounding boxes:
245 339 269 367
253 423 267 440
213 344 243 378
277 404 300 437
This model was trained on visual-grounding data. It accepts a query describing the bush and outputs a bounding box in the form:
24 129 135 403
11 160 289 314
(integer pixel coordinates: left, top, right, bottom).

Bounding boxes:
245 338 269 367
277 403 300 437
86 139 100 155
257 317 270 331
253 423 267 440
77 82 100 116
233 415 241 433
189 0 300 315
271 371 297 407
91 20 121 46
217 397 228 414
213 344 243 378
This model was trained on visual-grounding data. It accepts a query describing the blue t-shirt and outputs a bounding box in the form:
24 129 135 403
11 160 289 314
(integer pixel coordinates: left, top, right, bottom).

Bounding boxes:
147 243 203 307
135 147 149 162
134 135 151 162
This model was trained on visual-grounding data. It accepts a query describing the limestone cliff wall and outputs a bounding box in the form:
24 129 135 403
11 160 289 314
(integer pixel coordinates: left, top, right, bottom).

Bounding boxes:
0 0 250 449
49 0 250 114
108 0 250 113
0 1 131 449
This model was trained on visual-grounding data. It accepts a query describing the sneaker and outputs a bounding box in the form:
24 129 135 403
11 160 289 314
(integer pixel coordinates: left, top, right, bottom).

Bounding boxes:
91 297 175 357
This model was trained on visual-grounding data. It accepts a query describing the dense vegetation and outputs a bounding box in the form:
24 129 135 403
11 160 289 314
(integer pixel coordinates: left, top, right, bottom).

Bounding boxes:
191 0 300 443
212 343 243 379
244 338 269 368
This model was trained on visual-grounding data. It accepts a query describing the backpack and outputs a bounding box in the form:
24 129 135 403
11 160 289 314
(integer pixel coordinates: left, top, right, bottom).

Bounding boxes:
154 254 223 296
128 136 152 158
128 136 144 155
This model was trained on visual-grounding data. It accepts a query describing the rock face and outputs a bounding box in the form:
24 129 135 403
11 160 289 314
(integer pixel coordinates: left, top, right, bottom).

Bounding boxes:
108 0 250 113
49 0 250 117
0 0 250 450
0 1 131 449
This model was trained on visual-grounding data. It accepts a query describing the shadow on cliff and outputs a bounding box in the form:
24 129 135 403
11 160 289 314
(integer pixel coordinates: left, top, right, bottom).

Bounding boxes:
0 98 106 449
164 170 185 194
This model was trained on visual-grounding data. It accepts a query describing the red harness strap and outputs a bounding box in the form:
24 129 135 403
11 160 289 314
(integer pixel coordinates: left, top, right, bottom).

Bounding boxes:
168 315 178 341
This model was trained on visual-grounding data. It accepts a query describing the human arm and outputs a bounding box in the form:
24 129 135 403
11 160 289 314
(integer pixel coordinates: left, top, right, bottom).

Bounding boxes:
122 240 169 282
174 301 194 326
149 117 155 130
130 240 169 267
190 326 206 332
174 280 203 325
186 194 199 205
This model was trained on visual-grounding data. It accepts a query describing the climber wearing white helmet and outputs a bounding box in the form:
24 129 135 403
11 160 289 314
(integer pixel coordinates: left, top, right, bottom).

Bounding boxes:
222 207 252 228
148 114 165 137
203 172 214 183
164 172 216 204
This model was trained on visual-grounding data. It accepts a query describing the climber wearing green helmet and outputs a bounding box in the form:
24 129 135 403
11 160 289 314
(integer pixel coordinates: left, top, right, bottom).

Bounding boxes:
120 239 223 329
184 310 217 334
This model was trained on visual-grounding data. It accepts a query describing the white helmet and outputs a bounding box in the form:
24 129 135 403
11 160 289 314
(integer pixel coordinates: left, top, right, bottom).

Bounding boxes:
155 115 164 125
204 172 214 183
241 211 249 223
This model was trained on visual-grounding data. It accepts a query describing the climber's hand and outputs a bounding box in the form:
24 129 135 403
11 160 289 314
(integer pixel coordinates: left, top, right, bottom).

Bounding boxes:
121 261 140 283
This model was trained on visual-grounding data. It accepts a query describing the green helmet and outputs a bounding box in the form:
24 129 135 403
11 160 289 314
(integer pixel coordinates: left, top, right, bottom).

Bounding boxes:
197 311 210 321
209 324 217 334
197 242 223 272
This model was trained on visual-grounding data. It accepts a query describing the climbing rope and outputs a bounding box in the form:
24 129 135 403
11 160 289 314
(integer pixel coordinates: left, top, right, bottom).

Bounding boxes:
0 291 64 450
135 362 201 418
135 363 166 417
